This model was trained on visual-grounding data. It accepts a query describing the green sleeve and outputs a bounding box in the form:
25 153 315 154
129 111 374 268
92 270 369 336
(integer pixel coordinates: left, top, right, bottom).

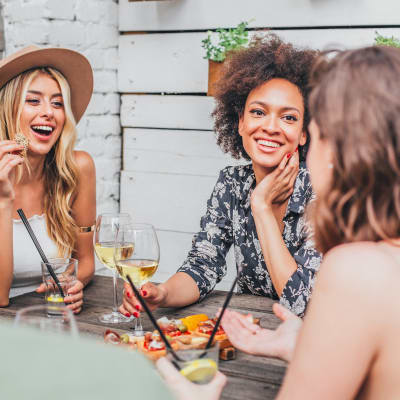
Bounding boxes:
0 322 175 400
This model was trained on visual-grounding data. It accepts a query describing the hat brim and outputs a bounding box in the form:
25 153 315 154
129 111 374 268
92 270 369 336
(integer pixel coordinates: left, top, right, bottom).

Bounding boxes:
0 47 93 123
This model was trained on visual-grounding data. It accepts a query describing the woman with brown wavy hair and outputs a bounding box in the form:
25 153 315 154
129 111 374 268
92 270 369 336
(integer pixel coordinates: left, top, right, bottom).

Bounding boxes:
194 44 400 399
157 44 400 400
0 46 96 313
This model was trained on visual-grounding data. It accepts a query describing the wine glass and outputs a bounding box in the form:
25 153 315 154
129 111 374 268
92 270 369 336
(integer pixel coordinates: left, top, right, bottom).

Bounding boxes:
14 305 79 338
114 223 160 336
94 213 133 324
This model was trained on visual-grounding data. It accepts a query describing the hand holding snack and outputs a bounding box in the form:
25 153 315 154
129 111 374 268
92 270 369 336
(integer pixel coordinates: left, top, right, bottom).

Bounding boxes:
156 357 227 400
119 281 167 318
221 303 302 362
0 138 26 203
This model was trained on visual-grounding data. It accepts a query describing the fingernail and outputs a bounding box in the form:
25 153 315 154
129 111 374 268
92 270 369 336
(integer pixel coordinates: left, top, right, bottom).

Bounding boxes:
135 304 140 311
286 153 292 159
126 292 131 298
133 311 139 318
295 147 298 153
142 290 147 297
125 313 130 317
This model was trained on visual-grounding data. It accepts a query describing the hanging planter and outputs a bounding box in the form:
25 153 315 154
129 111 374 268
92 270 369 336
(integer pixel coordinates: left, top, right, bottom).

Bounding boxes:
201 21 250 97
207 60 225 97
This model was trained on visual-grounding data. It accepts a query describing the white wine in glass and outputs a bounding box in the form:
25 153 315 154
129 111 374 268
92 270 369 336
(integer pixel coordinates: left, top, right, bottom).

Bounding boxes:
116 259 158 286
114 223 160 336
94 213 133 324
94 242 134 271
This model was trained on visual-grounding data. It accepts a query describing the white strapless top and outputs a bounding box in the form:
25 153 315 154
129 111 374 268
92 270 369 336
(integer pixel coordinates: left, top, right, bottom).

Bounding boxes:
10 214 59 298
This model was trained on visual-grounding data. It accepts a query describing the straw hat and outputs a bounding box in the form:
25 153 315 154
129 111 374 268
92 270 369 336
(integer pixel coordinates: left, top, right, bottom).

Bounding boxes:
0 45 93 123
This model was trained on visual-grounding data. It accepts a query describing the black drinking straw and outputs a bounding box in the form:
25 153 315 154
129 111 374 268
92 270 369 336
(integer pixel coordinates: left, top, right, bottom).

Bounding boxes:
17 209 65 298
204 267 242 350
126 275 182 362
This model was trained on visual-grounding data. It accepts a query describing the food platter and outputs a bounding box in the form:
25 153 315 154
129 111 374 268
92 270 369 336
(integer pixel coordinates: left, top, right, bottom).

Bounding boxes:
103 313 250 361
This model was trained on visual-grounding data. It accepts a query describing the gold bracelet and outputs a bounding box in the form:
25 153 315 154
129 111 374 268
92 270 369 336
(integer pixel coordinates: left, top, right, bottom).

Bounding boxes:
78 225 95 233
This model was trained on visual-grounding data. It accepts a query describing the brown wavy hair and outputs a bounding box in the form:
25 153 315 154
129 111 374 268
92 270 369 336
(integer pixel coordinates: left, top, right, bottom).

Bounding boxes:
309 46 400 253
212 33 318 161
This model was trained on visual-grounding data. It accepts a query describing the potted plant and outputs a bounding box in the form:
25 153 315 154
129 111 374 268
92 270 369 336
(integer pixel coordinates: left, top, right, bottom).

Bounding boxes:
374 32 400 47
201 21 250 96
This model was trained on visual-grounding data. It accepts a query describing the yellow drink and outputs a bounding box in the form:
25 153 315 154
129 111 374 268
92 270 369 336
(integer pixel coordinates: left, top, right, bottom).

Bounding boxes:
95 242 134 270
116 259 158 285
46 294 64 303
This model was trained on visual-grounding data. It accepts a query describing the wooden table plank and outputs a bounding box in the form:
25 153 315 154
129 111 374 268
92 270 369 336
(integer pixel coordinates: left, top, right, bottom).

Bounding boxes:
1 275 286 400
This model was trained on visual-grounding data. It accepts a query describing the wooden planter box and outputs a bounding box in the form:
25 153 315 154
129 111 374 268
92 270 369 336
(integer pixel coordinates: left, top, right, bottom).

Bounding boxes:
207 60 225 97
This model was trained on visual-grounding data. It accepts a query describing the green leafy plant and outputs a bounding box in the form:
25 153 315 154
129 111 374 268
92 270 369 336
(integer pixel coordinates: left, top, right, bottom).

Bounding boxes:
201 21 250 62
374 31 400 48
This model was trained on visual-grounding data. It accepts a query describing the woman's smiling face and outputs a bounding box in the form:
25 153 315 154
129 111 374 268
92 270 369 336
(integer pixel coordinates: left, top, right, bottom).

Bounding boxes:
238 78 306 172
19 72 65 157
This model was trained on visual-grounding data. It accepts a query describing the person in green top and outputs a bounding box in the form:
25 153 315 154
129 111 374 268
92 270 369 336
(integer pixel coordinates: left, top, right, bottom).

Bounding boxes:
0 322 174 400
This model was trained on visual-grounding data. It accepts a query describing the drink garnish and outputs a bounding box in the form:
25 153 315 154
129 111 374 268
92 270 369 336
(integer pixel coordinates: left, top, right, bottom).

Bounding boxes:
180 359 217 383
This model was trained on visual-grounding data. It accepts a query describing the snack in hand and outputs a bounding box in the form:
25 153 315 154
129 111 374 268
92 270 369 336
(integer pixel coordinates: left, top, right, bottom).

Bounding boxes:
14 132 29 158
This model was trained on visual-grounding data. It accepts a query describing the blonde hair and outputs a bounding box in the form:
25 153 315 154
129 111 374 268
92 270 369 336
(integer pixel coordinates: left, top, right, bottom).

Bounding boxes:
0 67 79 256
309 46 400 253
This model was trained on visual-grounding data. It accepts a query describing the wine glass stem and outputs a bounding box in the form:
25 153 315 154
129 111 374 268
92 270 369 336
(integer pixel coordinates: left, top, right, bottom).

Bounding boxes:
112 269 119 313
135 316 143 332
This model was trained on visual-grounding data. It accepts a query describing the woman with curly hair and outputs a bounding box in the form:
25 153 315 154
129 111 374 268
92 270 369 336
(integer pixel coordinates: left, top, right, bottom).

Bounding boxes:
120 34 322 318
0 46 96 313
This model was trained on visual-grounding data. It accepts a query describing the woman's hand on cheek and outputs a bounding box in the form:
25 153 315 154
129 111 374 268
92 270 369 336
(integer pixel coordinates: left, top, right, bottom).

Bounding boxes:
251 149 299 211
156 357 227 400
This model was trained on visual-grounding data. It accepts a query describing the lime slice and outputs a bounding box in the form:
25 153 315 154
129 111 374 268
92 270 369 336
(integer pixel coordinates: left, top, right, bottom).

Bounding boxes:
47 294 64 303
180 359 217 383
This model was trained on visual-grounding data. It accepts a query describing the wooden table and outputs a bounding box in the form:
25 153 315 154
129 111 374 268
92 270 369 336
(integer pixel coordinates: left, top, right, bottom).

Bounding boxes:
0 275 286 399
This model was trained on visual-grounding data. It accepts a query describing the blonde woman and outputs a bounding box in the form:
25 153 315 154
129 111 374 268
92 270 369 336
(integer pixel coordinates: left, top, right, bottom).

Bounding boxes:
0 46 96 313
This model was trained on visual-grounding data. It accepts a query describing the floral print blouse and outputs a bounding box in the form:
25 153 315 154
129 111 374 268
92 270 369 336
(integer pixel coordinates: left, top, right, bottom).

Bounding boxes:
177 162 322 317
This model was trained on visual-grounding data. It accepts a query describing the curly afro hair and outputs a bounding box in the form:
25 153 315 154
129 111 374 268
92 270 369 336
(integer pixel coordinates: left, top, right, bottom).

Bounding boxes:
212 33 318 160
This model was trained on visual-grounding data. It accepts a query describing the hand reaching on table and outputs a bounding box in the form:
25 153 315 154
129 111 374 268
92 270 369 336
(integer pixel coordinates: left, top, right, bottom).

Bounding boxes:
119 281 167 318
156 357 227 400
221 303 302 362
36 280 84 314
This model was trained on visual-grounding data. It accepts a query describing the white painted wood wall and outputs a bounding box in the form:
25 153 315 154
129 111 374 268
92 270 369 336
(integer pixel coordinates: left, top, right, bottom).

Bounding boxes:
118 0 400 289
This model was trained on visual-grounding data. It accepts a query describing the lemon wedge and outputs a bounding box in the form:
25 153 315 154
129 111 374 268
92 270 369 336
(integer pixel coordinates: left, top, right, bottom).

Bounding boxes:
46 294 64 303
180 359 217 384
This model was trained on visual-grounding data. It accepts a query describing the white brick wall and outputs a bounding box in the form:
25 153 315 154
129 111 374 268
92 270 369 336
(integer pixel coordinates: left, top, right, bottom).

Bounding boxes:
0 0 120 213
